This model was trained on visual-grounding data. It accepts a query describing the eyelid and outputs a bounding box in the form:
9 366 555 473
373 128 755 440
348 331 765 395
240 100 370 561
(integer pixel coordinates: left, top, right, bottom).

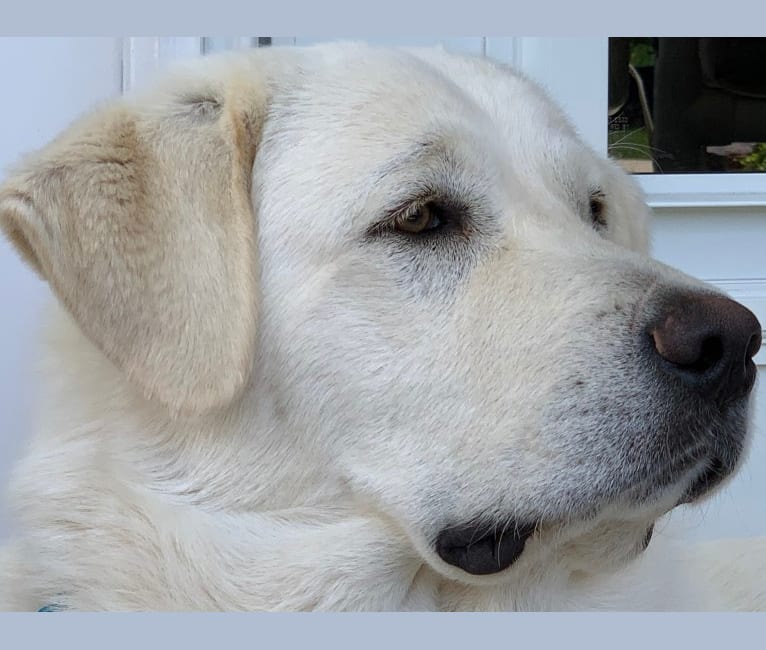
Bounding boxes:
394 194 438 221
589 189 607 227
367 192 439 236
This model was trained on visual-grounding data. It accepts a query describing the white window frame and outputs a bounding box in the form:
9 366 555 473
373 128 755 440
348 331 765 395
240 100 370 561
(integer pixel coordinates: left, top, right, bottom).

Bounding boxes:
122 37 204 93
512 37 766 209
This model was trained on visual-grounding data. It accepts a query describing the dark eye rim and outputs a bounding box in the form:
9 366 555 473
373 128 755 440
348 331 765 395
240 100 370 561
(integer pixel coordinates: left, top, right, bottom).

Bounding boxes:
589 190 607 228
367 195 468 240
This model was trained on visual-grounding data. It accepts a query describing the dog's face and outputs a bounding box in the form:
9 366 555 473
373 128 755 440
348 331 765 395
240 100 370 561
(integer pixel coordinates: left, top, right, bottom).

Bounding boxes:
0 44 760 591
249 46 760 583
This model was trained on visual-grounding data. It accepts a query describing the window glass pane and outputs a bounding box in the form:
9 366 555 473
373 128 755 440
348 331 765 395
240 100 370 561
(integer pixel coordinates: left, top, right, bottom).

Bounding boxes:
608 37 766 174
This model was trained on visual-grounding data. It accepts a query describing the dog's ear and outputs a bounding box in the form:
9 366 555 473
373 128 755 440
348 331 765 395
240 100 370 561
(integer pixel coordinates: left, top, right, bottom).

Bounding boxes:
0 62 267 416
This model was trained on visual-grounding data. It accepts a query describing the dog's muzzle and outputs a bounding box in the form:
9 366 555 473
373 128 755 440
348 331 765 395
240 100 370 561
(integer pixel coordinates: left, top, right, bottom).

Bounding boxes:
434 291 761 577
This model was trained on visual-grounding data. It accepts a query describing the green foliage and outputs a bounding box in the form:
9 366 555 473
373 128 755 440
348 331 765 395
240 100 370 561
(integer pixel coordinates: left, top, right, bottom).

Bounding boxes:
608 126 651 160
629 39 655 68
739 143 766 171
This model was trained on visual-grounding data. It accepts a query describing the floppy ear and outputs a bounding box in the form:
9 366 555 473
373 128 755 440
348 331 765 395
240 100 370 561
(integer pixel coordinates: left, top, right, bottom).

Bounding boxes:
0 63 267 416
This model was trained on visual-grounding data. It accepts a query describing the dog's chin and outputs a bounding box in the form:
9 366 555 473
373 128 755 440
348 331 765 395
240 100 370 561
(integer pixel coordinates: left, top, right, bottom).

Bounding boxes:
676 455 739 506
425 426 747 585
427 463 731 584
427 514 659 587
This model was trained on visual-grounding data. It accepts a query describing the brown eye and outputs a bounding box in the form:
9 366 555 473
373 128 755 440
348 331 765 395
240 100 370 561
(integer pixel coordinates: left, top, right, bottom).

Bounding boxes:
394 203 443 234
589 194 606 227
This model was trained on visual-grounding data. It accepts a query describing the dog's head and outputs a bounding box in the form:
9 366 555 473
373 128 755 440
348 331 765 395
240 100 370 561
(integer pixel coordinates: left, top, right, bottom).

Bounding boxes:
0 44 760 588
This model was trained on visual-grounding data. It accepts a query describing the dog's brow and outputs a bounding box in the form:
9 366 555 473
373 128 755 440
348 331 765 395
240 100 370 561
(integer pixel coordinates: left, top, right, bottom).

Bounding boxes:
372 139 449 183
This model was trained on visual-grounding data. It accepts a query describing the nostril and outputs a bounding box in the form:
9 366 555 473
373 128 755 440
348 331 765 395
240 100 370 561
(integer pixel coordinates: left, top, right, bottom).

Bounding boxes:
687 336 724 373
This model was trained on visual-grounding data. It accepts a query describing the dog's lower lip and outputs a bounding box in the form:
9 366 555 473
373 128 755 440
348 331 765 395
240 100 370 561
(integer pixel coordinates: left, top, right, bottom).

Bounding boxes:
435 521 536 575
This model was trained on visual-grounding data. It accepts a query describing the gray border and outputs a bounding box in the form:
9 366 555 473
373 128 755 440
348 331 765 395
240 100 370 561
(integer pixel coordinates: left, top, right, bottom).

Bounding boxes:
1 612 766 649
0 0 765 35
3 0 766 646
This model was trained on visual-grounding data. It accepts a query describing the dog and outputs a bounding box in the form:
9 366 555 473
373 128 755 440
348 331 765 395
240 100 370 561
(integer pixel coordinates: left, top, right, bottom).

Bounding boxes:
0 43 765 611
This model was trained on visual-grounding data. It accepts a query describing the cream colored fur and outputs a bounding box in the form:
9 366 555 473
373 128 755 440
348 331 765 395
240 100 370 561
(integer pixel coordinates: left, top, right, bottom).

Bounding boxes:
0 44 764 611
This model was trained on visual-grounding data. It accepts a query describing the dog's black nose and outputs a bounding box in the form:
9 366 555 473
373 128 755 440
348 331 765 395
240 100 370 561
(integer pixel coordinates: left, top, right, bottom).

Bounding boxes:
650 293 761 404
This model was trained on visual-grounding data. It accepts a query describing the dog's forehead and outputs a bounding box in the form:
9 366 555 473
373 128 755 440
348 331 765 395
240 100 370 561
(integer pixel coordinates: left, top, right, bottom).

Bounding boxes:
271 47 489 145
407 48 579 139
266 45 591 184
297 45 574 130
407 50 603 184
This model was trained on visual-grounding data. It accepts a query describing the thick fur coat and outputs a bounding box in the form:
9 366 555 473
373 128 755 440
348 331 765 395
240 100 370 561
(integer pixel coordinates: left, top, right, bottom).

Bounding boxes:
0 44 765 611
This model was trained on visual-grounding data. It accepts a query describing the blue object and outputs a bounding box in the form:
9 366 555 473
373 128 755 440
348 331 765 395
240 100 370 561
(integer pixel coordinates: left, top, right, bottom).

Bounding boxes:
37 603 65 612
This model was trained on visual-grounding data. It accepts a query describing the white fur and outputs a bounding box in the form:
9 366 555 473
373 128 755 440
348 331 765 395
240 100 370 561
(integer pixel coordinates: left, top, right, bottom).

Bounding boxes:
0 44 764 611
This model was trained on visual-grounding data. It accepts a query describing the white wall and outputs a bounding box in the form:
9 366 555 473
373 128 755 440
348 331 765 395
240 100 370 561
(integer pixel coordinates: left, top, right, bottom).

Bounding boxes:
0 38 122 539
652 209 766 541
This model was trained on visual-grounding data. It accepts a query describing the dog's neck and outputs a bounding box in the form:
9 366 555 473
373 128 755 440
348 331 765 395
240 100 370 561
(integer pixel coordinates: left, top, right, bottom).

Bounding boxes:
35 303 344 512
7 305 433 609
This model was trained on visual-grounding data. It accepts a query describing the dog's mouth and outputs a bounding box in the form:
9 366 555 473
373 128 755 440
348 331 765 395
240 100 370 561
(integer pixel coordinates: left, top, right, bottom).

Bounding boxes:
433 516 657 577
433 453 735 577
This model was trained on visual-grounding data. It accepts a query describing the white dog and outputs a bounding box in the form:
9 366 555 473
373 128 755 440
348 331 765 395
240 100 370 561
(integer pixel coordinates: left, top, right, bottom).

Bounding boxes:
1 43 765 611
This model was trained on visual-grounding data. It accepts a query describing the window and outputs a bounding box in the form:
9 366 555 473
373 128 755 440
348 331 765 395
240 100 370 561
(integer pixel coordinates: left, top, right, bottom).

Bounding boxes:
609 38 766 176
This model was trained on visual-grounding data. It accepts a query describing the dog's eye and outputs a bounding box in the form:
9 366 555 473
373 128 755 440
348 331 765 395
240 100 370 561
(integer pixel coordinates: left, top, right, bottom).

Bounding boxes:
394 202 445 235
367 197 466 241
589 192 606 228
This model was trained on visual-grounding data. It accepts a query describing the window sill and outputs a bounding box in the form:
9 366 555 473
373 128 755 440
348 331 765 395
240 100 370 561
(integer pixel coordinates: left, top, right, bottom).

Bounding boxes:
647 192 766 209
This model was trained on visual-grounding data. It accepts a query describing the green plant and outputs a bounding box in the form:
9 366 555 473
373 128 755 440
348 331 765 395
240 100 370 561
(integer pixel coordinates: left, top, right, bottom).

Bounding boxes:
740 143 766 171
629 39 655 68
608 126 651 160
